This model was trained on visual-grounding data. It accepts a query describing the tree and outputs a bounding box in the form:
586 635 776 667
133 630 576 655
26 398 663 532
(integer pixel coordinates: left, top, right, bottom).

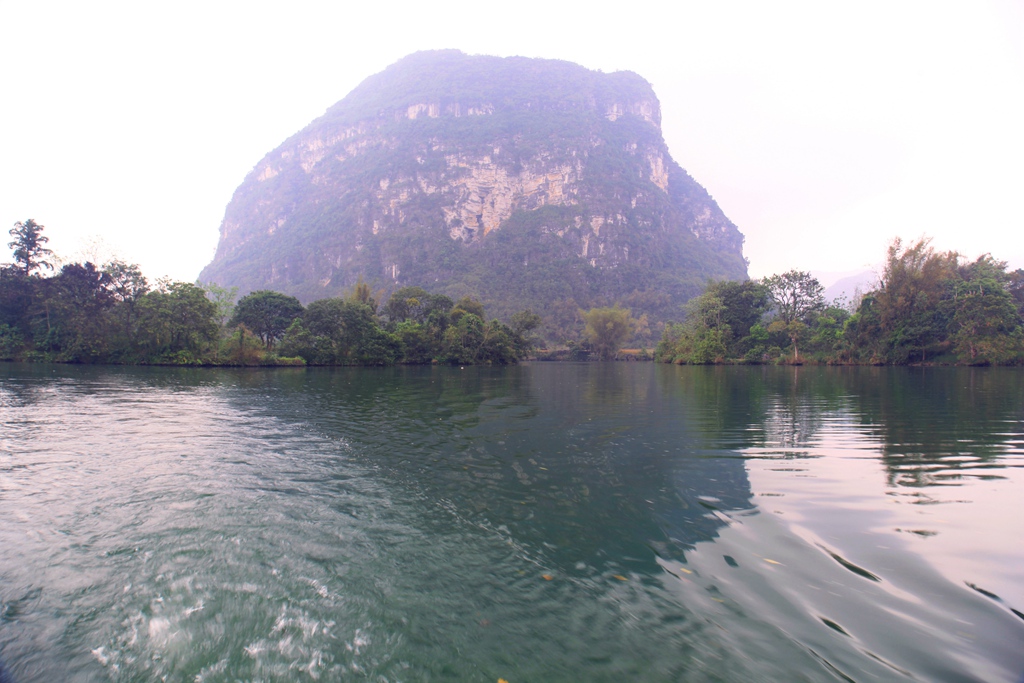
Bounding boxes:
1007 269 1024 319
706 280 771 354
382 286 452 327
762 270 825 361
762 270 825 324
346 276 379 312
870 237 960 363
546 297 584 344
392 320 436 364
479 319 518 364
382 286 429 323
43 262 115 361
104 260 148 304
200 282 239 327
137 281 220 362
0 264 36 335
509 309 542 357
451 296 486 320
295 298 398 365
229 290 304 349
582 306 633 360
8 219 55 276
442 312 485 364
0 323 22 360
222 324 267 365
655 291 727 364
104 260 149 345
946 255 1022 364
808 304 851 359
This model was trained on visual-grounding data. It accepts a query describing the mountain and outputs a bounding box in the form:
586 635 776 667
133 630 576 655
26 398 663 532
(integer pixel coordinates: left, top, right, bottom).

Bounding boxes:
199 50 748 327
821 270 876 305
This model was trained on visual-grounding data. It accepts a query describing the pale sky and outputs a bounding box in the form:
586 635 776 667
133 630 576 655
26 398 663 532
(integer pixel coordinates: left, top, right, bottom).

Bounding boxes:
2 0 1022 285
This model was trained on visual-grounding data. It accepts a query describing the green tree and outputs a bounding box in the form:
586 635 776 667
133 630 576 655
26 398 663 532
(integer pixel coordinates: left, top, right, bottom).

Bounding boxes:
808 304 851 358
0 265 37 338
0 323 22 360
34 263 116 362
762 270 825 325
766 319 806 362
946 255 1022 364
137 281 220 363
632 313 652 348
451 296 486 321
8 219 55 276
509 309 542 357
346 276 378 312
868 238 960 363
392 320 436 363
200 282 239 327
1008 269 1024 318
655 290 727 364
479 319 518 364
582 306 633 360
292 298 398 365
743 322 771 363
546 297 584 344
655 322 684 362
223 324 267 365
104 260 149 346
707 280 771 354
762 270 825 361
230 290 304 349
382 286 453 327
382 286 428 323
442 312 485 364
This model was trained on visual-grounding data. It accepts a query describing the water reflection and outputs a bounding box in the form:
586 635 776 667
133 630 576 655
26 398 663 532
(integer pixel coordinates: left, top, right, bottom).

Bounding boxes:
227 362 1024 681
239 364 756 572
842 367 1024 487
2 362 1023 682
715 366 1024 682
665 365 1024 486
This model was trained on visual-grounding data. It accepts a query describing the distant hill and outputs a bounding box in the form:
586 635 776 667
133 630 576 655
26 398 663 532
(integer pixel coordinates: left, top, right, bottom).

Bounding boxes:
822 270 876 305
200 50 748 328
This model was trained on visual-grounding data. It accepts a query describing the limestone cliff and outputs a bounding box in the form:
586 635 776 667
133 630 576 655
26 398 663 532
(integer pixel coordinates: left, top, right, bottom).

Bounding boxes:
200 50 747 325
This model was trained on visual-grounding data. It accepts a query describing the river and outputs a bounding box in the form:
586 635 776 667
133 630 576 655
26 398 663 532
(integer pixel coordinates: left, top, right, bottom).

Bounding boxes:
1 363 1022 682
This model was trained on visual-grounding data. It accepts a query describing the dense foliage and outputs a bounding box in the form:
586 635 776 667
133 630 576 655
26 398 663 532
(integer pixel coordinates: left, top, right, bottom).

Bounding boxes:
7 222 1019 367
583 307 634 361
656 238 1024 366
1 222 538 366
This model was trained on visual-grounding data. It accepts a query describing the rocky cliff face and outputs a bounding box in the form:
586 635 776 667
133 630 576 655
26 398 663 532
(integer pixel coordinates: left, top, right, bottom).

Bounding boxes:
201 50 747 325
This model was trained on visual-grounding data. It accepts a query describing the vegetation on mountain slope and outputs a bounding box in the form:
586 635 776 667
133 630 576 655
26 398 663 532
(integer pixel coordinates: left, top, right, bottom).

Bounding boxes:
200 51 747 338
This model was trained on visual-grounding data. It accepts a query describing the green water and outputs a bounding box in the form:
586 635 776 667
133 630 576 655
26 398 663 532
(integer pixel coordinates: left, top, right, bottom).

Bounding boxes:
1 363 1022 682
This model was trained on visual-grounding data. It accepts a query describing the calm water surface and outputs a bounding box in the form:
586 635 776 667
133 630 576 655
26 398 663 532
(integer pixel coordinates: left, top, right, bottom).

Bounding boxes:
1 363 1022 682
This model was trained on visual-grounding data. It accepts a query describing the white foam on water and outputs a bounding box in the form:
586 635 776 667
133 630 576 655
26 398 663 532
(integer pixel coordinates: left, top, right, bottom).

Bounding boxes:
243 640 267 658
301 650 325 679
90 646 109 666
193 656 228 682
124 611 142 647
184 599 205 616
147 616 171 642
302 576 332 599
346 629 370 655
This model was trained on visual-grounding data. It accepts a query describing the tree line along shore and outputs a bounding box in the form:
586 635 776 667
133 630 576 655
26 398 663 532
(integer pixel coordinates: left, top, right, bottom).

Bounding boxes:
2 220 1023 367
656 238 1024 366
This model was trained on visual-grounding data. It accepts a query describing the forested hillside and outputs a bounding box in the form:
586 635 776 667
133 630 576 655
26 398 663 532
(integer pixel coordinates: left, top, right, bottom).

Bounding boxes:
199 50 747 334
